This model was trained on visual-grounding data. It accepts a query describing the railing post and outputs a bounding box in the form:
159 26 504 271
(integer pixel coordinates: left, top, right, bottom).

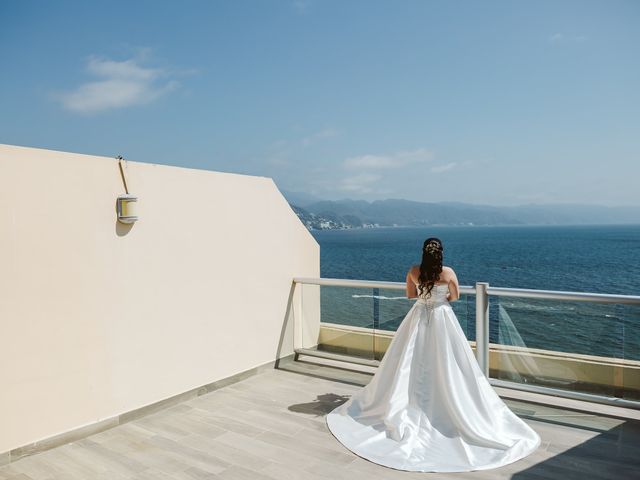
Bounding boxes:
294 280 303 351
475 282 489 377
373 287 380 330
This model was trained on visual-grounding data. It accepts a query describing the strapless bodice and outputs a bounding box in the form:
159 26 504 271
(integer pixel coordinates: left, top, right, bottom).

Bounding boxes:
414 282 450 307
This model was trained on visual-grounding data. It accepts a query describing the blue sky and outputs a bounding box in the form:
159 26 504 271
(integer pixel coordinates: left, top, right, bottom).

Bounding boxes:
1 0 638 206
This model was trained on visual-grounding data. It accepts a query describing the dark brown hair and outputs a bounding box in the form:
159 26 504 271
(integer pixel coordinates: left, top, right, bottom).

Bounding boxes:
417 237 443 297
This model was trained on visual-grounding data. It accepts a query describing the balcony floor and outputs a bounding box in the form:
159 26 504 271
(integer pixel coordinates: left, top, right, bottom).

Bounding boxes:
1 358 639 480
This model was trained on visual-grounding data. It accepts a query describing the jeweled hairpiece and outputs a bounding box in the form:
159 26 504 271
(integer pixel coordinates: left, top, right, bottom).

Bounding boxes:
423 240 442 253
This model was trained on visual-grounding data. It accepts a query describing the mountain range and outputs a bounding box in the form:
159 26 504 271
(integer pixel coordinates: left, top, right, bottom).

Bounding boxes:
280 190 640 230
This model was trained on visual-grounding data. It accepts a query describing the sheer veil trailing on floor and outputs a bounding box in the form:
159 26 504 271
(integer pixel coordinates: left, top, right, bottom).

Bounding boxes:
325 282 541 473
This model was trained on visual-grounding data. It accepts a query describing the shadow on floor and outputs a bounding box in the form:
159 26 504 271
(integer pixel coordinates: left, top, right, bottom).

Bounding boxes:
513 420 640 480
288 393 350 417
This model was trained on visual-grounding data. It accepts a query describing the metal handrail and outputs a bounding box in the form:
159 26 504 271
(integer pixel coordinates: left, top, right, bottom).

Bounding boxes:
293 277 640 304
486 286 640 304
293 277 477 295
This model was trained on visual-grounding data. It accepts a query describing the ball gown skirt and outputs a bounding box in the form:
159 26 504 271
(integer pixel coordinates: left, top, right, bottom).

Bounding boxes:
325 284 541 472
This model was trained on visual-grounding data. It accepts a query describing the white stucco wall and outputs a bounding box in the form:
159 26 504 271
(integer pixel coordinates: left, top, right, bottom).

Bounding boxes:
0 143 319 454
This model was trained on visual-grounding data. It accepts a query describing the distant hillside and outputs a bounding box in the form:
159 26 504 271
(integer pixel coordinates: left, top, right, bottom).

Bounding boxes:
290 204 367 230
288 198 640 230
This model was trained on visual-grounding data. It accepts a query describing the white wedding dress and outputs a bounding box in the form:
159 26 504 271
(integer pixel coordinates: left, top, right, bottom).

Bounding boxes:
325 282 541 472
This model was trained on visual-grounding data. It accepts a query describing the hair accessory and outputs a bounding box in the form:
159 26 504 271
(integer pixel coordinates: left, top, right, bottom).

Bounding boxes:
423 240 442 254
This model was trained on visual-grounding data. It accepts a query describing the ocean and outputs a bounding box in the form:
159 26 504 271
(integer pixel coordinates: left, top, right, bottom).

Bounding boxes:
308 224 640 362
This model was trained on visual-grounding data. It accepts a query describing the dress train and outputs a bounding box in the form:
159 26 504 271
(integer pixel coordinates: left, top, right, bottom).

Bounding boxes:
325 284 541 472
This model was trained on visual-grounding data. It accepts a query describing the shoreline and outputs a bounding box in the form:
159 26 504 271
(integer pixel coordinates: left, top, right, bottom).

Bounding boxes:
306 223 640 232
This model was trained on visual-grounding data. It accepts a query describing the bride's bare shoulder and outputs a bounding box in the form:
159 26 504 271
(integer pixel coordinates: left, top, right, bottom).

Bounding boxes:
442 266 458 279
407 264 420 280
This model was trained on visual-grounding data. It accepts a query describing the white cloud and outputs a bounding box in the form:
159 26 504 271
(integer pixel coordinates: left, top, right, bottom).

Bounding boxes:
265 128 340 168
266 157 290 167
292 0 312 13
269 127 339 152
344 155 397 169
338 173 382 193
301 128 340 146
549 33 587 44
343 148 434 170
431 162 457 173
54 53 183 114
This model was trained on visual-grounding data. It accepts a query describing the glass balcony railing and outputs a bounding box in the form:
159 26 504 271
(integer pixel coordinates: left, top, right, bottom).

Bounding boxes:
292 277 640 409
298 282 474 362
488 287 640 403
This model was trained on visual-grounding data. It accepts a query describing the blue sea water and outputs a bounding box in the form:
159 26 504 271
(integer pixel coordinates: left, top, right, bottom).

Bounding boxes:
309 224 640 362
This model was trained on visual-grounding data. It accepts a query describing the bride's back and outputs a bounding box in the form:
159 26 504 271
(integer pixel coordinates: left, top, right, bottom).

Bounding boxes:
408 264 460 301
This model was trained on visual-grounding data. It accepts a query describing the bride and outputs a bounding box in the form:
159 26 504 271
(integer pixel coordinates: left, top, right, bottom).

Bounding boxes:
325 237 541 472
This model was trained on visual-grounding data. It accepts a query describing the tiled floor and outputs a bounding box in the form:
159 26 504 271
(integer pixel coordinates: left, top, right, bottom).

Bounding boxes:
1 358 639 479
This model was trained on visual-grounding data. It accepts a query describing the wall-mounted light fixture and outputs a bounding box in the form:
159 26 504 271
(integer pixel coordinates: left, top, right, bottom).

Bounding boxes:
116 193 138 224
116 155 139 224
